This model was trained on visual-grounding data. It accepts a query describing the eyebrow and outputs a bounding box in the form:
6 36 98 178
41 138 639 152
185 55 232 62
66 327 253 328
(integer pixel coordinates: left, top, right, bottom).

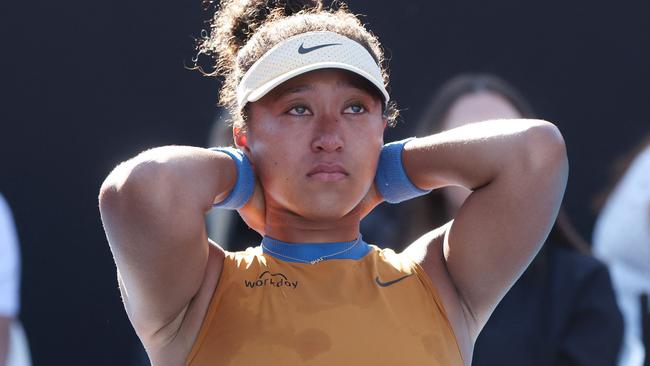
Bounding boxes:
337 78 382 101
272 78 375 101
336 79 366 91
275 84 313 98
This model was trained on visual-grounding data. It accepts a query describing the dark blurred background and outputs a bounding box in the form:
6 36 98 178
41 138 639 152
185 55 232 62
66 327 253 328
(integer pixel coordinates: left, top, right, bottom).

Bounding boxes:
0 0 648 364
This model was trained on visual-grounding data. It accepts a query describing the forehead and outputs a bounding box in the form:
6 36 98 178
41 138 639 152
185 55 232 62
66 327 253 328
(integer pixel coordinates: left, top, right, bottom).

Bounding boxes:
264 69 382 101
444 91 522 129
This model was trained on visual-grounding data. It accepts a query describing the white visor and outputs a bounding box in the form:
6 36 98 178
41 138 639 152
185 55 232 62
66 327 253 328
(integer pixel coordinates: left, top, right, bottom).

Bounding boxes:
236 31 390 109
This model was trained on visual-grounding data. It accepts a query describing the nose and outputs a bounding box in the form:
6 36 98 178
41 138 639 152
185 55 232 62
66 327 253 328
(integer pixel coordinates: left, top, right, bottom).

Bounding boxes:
311 112 344 153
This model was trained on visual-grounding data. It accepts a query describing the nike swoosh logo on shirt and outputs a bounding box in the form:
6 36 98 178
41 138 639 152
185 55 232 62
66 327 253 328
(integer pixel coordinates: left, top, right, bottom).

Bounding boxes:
298 42 342 54
375 274 413 287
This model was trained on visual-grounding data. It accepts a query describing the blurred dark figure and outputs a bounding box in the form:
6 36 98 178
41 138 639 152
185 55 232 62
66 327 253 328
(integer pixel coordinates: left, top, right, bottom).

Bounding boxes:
593 136 650 366
400 74 623 365
0 194 31 366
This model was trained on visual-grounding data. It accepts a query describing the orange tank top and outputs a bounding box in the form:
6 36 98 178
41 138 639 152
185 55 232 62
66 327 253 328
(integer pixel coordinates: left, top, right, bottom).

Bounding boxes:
186 240 463 366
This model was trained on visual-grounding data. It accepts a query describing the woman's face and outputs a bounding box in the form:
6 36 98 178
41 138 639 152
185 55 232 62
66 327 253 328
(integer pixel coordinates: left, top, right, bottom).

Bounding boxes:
441 91 522 215
243 69 386 221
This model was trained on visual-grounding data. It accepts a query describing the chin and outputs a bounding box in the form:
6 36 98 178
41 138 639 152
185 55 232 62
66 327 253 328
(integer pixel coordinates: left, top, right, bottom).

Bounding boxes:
295 194 360 221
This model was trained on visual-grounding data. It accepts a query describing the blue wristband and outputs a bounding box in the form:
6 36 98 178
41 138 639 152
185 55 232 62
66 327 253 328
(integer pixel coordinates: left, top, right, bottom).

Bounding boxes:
209 147 254 210
374 137 431 203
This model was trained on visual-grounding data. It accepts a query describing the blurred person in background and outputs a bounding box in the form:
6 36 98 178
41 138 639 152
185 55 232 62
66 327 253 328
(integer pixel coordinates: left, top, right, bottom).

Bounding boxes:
593 136 650 366
0 194 31 366
401 74 623 365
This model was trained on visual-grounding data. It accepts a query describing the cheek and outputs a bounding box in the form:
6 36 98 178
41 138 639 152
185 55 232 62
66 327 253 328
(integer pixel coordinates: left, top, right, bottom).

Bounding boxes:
248 121 285 167
346 126 384 193
349 119 385 158
249 135 301 194
252 145 285 181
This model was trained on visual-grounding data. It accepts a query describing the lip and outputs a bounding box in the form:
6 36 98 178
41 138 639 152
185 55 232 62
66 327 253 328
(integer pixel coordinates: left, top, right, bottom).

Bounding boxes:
307 163 349 181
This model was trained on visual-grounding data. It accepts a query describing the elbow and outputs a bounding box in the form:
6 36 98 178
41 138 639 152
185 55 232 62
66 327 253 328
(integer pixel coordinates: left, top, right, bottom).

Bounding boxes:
98 177 119 218
98 163 127 218
523 120 569 178
98 156 176 218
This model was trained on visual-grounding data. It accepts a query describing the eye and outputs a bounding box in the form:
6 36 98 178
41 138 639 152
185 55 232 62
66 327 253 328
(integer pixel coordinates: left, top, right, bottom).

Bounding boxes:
287 105 312 116
343 104 366 114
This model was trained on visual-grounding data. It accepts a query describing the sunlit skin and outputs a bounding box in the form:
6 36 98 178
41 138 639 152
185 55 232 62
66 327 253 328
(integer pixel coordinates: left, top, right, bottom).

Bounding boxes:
440 92 522 215
235 69 386 243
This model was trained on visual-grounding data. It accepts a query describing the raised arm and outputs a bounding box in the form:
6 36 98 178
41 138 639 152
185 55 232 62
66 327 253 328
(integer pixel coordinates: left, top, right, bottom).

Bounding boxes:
98 146 236 350
403 119 568 339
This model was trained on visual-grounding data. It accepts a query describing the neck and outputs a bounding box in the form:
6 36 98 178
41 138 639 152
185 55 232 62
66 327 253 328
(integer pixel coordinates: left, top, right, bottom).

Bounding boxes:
264 205 361 243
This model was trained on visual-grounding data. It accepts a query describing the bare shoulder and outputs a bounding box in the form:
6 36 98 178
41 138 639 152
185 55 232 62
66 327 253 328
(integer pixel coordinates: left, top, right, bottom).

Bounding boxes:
402 221 474 364
144 240 226 365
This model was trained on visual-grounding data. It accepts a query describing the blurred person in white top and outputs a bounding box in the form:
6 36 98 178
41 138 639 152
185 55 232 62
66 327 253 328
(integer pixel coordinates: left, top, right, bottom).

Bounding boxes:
0 194 30 366
0 193 20 366
593 137 650 366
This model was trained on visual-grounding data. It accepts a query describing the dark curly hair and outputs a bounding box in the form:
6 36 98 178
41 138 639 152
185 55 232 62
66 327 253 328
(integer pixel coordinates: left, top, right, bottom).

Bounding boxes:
194 0 398 128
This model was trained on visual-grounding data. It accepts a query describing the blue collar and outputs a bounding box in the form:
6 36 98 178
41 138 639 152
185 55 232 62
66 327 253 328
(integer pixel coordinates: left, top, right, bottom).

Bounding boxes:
260 234 371 264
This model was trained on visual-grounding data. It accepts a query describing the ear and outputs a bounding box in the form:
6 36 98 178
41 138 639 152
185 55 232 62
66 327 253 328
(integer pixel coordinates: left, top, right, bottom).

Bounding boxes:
233 126 252 154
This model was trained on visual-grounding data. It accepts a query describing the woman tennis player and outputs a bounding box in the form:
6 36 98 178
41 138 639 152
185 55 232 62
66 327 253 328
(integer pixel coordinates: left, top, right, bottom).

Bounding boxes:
98 1 568 365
